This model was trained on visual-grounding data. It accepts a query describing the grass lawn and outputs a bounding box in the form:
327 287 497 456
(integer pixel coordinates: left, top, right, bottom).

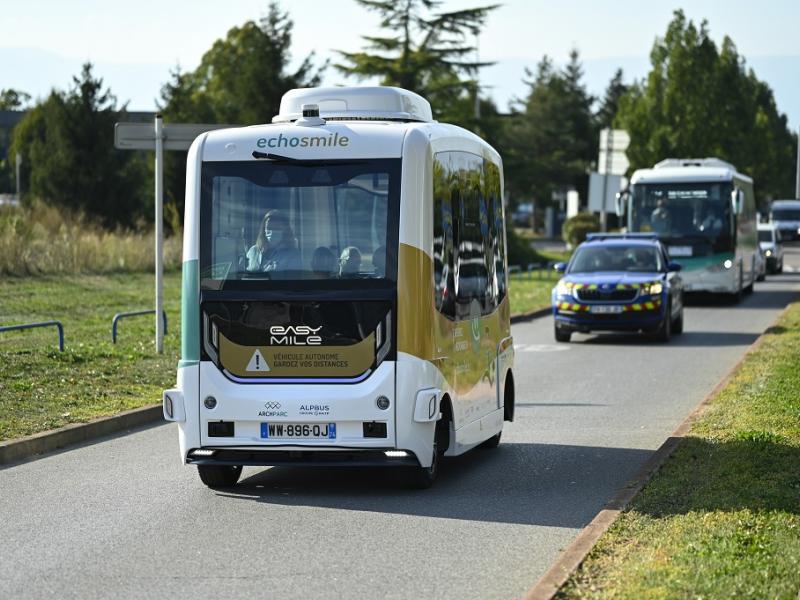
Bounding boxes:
508 270 558 315
0 272 181 441
559 301 800 599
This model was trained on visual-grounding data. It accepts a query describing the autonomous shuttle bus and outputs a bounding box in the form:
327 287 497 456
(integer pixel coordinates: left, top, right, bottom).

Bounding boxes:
163 87 514 488
617 158 758 299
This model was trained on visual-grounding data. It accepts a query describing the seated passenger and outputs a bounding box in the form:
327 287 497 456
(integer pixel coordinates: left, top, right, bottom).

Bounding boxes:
372 245 387 277
246 210 301 273
339 246 362 277
311 246 336 279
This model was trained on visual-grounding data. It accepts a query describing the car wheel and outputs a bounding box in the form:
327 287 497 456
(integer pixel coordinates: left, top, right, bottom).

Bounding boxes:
655 304 671 342
198 464 242 489
672 307 684 335
554 324 571 343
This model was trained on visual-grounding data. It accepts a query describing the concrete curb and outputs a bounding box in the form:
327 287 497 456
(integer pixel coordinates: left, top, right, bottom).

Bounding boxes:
0 404 163 466
522 297 797 600
510 307 551 324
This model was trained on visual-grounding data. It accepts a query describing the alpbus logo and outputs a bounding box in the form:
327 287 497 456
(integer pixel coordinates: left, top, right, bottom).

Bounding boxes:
256 132 350 150
269 325 323 346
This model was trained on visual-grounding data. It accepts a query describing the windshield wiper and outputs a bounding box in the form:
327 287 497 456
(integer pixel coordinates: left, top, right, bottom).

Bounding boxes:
251 151 298 161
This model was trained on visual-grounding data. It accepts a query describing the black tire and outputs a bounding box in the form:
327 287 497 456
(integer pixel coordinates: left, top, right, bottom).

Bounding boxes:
554 325 571 343
655 304 671 342
777 263 783 274
672 307 684 335
408 441 439 489
479 431 502 449
731 267 744 304
198 464 242 488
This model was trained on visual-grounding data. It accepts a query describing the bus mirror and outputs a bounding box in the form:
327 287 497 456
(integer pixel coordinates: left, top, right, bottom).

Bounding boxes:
731 189 744 215
615 190 628 218
667 261 682 272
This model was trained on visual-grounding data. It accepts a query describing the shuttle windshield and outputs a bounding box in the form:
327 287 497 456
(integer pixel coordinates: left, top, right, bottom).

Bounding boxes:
199 159 400 289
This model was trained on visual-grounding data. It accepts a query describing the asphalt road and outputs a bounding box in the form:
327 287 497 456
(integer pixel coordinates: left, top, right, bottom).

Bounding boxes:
2 247 799 600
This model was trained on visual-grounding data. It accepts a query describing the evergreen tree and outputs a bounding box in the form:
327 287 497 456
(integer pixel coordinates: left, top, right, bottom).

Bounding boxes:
10 63 147 226
596 68 628 129
504 50 596 206
335 0 498 126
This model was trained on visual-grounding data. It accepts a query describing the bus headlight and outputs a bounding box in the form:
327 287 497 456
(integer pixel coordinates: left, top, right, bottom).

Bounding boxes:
723 259 733 269
644 282 663 296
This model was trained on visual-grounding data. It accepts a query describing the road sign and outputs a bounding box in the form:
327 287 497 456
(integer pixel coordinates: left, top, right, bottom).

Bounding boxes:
598 129 630 176
114 122 232 151
114 117 238 352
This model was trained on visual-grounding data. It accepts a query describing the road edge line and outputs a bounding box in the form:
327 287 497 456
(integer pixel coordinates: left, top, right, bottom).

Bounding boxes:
0 403 163 466
522 296 797 600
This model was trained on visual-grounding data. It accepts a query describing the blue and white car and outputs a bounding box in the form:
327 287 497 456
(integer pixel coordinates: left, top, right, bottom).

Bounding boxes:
552 233 685 342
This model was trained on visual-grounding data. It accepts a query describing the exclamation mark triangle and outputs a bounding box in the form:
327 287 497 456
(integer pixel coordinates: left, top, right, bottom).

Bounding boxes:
246 349 270 372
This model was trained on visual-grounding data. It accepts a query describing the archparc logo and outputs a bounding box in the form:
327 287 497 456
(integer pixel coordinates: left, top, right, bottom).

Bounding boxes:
256 132 350 150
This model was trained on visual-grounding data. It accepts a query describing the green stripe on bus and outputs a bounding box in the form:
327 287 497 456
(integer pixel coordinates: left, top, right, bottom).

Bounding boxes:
675 252 735 271
181 259 200 363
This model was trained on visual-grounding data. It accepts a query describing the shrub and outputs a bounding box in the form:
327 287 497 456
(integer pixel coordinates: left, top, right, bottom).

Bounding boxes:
0 201 182 276
506 227 542 267
562 212 600 248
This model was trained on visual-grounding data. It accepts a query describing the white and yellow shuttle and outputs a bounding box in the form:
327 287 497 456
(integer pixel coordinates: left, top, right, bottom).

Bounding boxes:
163 87 515 488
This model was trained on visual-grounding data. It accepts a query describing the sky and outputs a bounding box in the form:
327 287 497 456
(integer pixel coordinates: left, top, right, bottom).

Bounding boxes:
1 0 799 128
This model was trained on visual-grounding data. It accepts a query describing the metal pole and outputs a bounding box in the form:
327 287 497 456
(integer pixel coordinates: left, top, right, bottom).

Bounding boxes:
15 153 22 199
154 115 164 353
600 129 612 232
795 127 800 199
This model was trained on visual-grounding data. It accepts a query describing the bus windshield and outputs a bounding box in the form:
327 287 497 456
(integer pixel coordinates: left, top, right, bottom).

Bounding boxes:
569 244 663 273
200 159 400 288
630 182 733 254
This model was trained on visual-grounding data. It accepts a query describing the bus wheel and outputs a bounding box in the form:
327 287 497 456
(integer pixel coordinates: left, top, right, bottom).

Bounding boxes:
198 464 242 488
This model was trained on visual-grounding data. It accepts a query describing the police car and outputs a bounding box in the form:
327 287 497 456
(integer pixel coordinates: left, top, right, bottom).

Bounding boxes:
552 233 685 342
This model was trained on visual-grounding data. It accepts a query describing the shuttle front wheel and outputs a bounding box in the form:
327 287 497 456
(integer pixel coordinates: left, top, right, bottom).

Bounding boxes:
198 464 243 489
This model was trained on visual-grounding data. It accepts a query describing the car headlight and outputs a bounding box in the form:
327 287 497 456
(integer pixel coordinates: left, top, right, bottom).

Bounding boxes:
765 249 773 257
644 282 663 296
555 280 572 297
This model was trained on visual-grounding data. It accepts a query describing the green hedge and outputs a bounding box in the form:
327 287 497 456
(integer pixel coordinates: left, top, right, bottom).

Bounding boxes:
562 212 600 247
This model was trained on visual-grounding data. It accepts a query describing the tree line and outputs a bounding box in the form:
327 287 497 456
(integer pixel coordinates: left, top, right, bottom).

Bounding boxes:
1 2 797 228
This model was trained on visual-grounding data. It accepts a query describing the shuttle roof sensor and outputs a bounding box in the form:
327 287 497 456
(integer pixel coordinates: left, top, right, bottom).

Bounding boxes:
273 87 433 124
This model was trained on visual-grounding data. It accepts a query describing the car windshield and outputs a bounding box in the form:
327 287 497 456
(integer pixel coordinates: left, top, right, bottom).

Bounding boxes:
570 245 663 273
772 209 800 221
757 230 774 242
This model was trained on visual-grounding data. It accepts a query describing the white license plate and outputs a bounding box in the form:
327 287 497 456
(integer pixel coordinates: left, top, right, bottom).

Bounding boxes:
668 245 693 257
590 305 624 314
261 422 336 440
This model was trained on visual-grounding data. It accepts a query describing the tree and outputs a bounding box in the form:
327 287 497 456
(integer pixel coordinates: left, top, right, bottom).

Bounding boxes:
158 2 324 223
335 0 498 126
617 10 796 201
187 2 324 125
504 50 596 207
10 63 147 226
0 89 31 111
596 68 628 130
